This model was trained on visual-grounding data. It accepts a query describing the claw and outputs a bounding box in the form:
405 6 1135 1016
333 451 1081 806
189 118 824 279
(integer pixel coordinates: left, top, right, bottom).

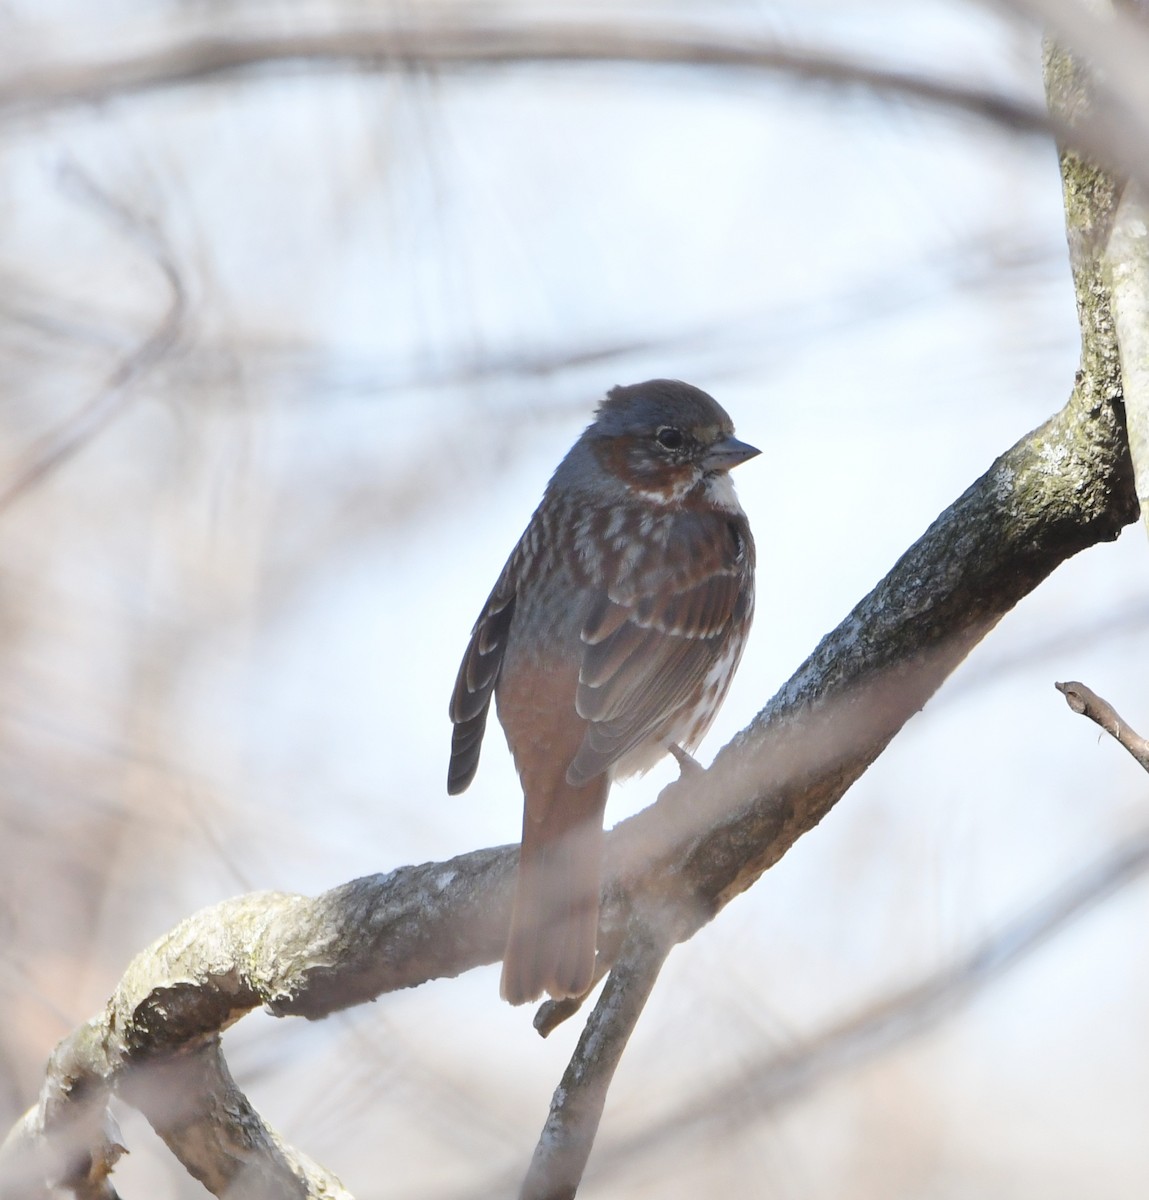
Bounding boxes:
666 742 704 778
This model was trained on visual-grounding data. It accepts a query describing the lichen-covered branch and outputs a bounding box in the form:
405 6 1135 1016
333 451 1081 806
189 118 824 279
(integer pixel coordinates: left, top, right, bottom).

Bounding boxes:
1045 7 1148 542
0 867 519 1198
1105 185 1149 539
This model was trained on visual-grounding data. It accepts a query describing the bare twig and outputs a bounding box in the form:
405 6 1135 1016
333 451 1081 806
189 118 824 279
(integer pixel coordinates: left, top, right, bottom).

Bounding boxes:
1056 681 1149 771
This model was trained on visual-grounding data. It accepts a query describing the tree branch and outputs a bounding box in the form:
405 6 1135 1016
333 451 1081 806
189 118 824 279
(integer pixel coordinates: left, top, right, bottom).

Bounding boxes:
1056 681 1149 771
0 20 1052 138
4 13 1149 191
578 827 1149 1186
519 905 673 1200
1105 183 1149 540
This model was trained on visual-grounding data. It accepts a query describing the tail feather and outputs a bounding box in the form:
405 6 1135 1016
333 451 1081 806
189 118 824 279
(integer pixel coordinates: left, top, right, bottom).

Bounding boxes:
500 776 609 1005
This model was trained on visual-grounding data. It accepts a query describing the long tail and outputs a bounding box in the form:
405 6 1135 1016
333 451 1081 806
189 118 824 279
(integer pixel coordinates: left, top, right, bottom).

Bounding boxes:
500 774 609 1005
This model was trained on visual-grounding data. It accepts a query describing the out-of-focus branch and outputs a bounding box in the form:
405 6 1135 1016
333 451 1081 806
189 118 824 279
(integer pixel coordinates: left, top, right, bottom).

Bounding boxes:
1008 0 1149 154
0 165 188 515
119 1039 353 1200
0 890 383 1198
1056 681 1149 771
4 14 1149 188
0 20 1051 138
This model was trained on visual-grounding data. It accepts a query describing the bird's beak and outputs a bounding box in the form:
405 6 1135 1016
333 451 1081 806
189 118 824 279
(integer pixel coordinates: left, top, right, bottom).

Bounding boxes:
703 435 761 472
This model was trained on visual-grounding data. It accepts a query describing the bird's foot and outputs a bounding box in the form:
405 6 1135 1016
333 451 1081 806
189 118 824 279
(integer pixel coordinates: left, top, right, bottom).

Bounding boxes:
657 743 707 809
666 742 705 779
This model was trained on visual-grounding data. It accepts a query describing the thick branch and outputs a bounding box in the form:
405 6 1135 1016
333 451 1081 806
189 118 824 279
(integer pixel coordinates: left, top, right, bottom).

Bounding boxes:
631 379 1135 933
0 892 360 1198
1105 185 1149 538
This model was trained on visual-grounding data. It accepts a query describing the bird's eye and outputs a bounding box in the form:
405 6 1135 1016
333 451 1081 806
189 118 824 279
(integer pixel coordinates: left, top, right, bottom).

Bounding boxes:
656 427 685 450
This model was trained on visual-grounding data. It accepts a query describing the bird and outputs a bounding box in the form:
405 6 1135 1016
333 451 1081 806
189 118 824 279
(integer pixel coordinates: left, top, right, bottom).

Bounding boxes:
448 379 758 1005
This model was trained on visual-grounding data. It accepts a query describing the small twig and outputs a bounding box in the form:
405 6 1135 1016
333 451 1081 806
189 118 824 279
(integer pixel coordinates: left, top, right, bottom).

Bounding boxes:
1056 681 1149 771
519 910 673 1200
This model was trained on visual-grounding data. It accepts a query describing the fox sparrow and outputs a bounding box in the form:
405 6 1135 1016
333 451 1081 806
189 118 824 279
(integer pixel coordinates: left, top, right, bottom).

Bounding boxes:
449 379 758 1005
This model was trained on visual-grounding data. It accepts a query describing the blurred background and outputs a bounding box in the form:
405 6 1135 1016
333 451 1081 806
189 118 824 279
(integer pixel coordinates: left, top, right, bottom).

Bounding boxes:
2 1 1149 1197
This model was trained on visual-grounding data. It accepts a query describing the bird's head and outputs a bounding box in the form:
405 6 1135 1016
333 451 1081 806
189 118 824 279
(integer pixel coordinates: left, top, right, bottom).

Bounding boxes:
587 379 759 505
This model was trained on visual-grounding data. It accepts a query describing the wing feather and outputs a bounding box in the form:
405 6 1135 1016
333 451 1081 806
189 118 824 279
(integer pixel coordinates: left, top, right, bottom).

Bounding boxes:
567 508 753 786
448 566 518 794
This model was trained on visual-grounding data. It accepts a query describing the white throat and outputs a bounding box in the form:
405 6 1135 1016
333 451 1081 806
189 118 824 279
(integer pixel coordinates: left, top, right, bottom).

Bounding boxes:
703 471 743 512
